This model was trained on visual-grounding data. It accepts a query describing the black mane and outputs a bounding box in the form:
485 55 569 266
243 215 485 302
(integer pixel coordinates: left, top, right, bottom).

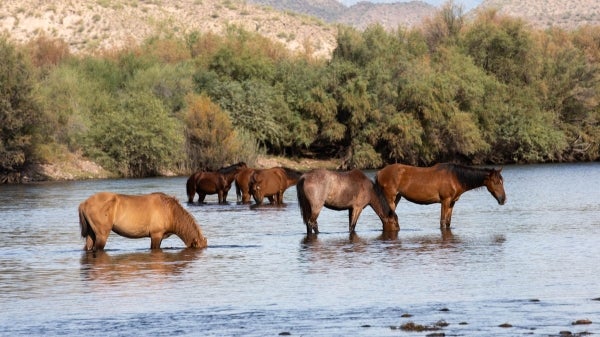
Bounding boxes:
438 163 492 190
281 167 303 179
218 162 246 174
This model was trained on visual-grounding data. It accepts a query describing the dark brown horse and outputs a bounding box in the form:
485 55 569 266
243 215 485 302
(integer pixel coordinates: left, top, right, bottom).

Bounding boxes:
296 169 399 234
250 167 303 205
79 192 208 251
186 162 247 203
375 163 506 229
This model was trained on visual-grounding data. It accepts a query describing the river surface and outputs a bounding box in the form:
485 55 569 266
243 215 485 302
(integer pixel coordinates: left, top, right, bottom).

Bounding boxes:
0 163 598 336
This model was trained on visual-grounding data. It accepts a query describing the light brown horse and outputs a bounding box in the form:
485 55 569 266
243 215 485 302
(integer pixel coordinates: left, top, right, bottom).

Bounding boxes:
375 163 506 229
186 162 247 203
296 169 399 234
79 192 207 251
250 167 303 205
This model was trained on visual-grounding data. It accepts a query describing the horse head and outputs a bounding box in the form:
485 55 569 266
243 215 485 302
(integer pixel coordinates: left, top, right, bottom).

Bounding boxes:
372 181 399 231
484 168 506 205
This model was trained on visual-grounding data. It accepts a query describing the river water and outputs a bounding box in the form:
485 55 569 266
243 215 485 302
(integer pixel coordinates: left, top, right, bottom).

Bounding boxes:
0 163 598 336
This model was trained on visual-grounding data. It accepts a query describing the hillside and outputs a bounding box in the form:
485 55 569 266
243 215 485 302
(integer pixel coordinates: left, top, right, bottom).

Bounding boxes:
3 0 597 62
339 1 436 30
477 0 600 29
0 0 337 58
250 0 438 31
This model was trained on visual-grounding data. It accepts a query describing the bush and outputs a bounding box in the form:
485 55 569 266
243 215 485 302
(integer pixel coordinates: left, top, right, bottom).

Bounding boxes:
183 93 259 171
0 38 42 182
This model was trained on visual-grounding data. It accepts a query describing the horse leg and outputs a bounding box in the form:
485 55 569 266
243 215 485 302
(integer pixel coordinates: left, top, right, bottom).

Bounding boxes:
93 234 108 251
84 236 95 251
222 190 229 203
150 234 163 250
348 208 363 233
394 194 402 211
198 193 206 204
440 200 454 228
306 219 319 234
307 204 322 234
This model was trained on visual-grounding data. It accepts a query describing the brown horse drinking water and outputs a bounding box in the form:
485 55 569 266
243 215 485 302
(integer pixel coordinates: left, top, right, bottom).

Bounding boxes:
187 162 247 203
79 192 207 251
297 169 399 234
375 163 506 229
250 167 303 205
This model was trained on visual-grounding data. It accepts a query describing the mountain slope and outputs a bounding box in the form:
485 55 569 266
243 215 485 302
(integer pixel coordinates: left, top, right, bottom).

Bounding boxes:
477 0 600 29
0 0 337 58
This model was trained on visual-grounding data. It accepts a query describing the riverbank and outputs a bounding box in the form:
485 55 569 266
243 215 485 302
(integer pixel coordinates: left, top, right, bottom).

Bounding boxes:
28 154 340 183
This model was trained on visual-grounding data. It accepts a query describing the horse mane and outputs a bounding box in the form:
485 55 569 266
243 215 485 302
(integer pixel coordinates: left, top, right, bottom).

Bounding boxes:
281 167 303 180
156 193 204 243
439 163 492 190
218 162 247 175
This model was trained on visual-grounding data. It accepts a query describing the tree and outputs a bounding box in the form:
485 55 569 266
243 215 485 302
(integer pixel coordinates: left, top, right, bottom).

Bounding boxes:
85 92 184 177
0 38 41 183
183 93 257 171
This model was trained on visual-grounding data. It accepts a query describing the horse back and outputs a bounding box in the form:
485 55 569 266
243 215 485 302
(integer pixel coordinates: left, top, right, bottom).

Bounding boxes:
253 167 287 194
196 172 225 193
377 163 458 204
110 193 172 238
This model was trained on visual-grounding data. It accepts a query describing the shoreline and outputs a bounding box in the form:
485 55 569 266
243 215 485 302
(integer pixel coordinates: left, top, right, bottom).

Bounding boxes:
23 155 341 183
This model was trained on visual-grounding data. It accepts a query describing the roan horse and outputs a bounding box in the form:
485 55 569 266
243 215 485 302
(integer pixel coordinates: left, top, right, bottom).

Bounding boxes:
375 162 506 229
79 192 208 251
186 162 247 203
296 169 399 234
249 167 303 205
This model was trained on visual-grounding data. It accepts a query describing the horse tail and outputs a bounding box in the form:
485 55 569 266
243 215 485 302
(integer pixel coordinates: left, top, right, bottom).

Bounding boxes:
186 173 197 202
235 179 241 201
296 176 311 226
78 204 91 238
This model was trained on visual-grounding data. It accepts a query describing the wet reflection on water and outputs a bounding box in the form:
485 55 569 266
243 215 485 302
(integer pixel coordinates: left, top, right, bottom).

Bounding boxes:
79 249 204 283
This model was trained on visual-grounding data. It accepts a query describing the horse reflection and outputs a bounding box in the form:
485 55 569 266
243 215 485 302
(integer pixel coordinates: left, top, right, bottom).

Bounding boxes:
299 230 462 265
80 249 202 282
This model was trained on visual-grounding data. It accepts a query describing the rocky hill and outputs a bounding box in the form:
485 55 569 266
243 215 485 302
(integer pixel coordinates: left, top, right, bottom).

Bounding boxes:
477 0 600 29
249 0 438 30
0 0 338 58
1 0 597 61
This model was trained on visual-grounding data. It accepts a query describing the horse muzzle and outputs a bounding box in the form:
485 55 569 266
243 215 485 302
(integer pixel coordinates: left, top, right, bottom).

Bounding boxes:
497 195 506 205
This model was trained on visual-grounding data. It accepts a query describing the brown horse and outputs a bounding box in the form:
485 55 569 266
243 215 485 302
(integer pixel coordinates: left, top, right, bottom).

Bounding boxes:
235 167 276 204
250 167 303 205
296 169 399 234
375 162 506 229
186 162 247 203
79 192 207 251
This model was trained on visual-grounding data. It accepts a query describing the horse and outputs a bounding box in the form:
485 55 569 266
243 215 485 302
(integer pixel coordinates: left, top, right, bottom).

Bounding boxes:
234 167 276 204
250 167 303 205
375 162 506 229
296 169 399 234
79 192 208 251
186 162 247 203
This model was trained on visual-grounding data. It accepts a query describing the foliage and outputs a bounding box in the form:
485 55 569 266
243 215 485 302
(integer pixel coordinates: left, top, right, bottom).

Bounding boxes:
183 93 259 170
85 91 184 177
0 37 43 182
2 9 600 181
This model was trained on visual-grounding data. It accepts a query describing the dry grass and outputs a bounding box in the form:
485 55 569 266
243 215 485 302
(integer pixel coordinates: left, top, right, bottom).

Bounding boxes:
0 0 337 58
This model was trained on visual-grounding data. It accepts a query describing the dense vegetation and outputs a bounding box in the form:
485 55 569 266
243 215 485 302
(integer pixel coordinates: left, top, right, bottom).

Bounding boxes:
1 5 598 182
